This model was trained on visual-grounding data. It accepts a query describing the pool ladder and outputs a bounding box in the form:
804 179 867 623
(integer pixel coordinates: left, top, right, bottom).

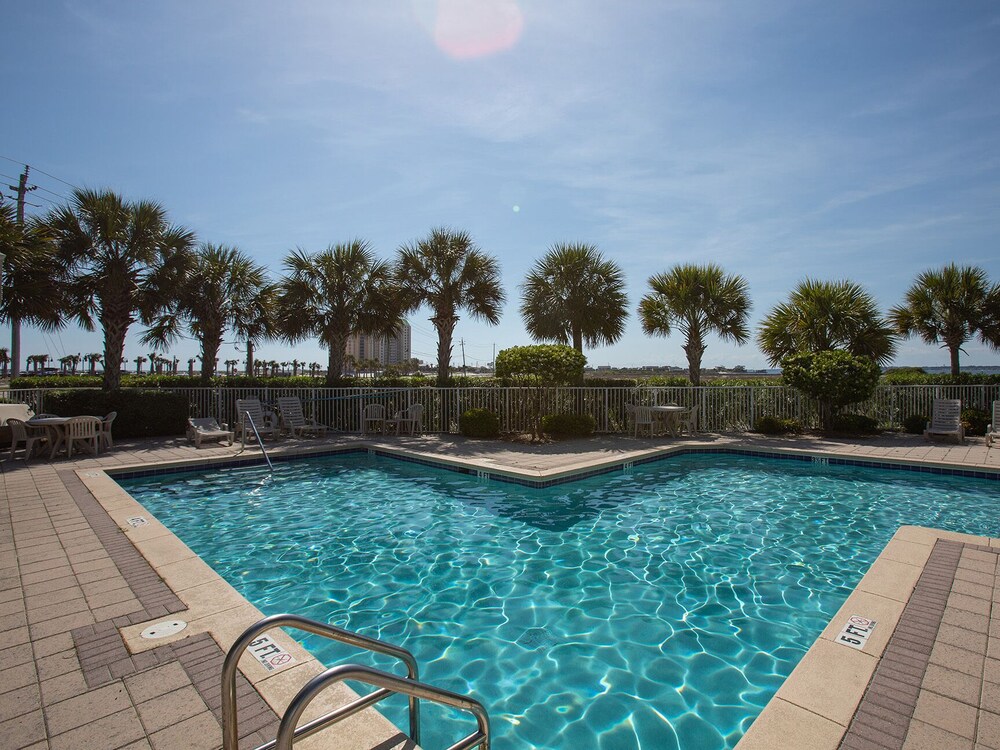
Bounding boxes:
222 613 491 750
240 410 273 472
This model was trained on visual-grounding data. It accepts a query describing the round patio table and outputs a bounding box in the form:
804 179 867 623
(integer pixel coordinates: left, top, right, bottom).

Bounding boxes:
26 416 102 459
649 405 690 437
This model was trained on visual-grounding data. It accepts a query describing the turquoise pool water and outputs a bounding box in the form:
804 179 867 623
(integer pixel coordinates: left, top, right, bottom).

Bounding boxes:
120 453 999 749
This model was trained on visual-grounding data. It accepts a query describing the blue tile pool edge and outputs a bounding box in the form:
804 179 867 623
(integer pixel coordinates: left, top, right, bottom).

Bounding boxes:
105 444 1000 487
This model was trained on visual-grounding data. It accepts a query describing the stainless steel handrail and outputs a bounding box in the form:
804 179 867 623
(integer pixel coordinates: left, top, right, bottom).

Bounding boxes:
275 663 491 750
240 410 274 471
221 614 420 750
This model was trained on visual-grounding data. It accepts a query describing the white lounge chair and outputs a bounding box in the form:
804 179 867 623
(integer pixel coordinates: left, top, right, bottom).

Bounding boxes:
6 418 48 462
362 403 387 434
235 398 277 443
187 417 234 448
924 398 964 444
392 404 423 435
275 397 328 437
987 401 999 448
64 416 101 458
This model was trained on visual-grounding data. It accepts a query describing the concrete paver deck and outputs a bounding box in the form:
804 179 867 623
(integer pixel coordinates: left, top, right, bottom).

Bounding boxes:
1 430 999 749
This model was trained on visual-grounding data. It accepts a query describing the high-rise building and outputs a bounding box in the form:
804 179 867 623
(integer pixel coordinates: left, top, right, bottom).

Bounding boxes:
344 321 412 372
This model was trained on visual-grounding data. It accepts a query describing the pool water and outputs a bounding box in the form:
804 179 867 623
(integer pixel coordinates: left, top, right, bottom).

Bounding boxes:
120 453 1000 749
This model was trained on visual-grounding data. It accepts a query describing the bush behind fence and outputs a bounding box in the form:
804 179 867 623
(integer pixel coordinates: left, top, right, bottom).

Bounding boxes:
8 384 999 435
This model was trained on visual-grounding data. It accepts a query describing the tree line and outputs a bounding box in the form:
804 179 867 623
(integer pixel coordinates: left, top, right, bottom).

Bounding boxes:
2 188 998 391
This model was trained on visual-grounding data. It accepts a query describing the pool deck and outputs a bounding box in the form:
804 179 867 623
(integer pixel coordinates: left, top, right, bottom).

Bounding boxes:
2 430 1000 749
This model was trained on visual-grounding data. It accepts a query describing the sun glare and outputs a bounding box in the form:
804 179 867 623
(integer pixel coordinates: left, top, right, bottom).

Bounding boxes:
418 0 524 59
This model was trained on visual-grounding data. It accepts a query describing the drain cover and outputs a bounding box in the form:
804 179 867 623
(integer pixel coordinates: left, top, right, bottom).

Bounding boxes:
140 620 187 639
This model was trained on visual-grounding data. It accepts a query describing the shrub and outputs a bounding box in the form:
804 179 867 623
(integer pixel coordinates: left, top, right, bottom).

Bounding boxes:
902 414 928 434
43 390 189 438
541 413 596 439
781 351 881 430
829 413 880 435
459 408 501 438
754 416 801 435
962 407 990 436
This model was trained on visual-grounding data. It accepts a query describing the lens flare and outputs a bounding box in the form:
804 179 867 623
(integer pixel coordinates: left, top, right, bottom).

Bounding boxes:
422 0 525 60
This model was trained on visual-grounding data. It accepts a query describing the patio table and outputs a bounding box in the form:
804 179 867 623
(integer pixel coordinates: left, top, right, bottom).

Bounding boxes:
27 416 101 459
650 405 690 438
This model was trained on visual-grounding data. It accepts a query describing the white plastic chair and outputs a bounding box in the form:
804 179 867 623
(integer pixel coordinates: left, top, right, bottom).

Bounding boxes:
362 404 387 434
924 399 964 444
64 416 101 458
393 404 423 435
7 418 48 462
275 397 328 437
987 401 999 448
627 404 656 438
187 417 234 448
677 402 700 436
99 411 117 451
235 398 277 442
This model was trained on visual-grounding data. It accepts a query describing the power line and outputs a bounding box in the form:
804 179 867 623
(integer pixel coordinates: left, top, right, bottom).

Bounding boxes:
0 155 81 191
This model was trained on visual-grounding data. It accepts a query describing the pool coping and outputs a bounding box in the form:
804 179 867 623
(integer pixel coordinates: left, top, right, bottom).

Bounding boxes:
78 437 1000 748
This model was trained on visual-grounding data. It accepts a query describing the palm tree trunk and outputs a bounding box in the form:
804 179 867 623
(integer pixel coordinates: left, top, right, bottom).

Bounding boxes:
683 334 705 387
200 335 222 383
324 330 348 386
10 319 21 378
572 326 583 353
102 318 128 391
435 321 455 387
949 344 961 377
245 340 255 377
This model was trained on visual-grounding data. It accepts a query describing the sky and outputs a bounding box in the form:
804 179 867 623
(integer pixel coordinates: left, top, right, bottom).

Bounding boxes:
2 0 999 372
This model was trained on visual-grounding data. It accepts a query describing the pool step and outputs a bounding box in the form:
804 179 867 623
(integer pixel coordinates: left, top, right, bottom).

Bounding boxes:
221 613 491 750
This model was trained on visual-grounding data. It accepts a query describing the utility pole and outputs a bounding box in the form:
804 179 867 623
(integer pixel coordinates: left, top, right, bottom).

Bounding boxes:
8 166 37 379
460 338 467 375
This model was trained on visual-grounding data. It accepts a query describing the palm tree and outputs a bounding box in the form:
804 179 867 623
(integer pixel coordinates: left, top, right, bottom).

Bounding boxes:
638 264 752 386
134 355 147 374
0 348 9 378
48 189 195 390
758 279 896 367
142 244 268 383
233 282 278 377
520 243 628 354
84 352 103 376
224 359 239 376
0 203 65 377
395 228 505 385
276 240 403 386
889 264 1000 376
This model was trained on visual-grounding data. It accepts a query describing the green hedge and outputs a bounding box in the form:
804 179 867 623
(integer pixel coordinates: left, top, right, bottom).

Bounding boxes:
829 413 880 435
902 414 927 434
43 390 189 438
754 416 802 435
881 371 1000 385
541 413 596 438
459 408 501 438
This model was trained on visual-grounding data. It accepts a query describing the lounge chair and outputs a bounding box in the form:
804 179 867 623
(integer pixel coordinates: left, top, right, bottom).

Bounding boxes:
99 411 117 451
188 417 234 448
924 398 964 444
6 418 48 462
362 403 387 434
626 403 657 438
64 416 101 458
235 398 277 443
392 403 423 435
275 396 328 437
987 401 999 448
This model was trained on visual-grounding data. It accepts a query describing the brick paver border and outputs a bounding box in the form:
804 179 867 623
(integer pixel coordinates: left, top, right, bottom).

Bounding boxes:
838 539 987 749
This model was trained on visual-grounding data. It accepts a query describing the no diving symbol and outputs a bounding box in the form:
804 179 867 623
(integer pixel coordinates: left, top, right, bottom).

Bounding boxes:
268 653 292 668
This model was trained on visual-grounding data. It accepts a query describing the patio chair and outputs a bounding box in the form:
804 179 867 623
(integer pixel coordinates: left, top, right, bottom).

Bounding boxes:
6 418 48 462
235 398 278 443
393 403 423 435
99 411 117 451
64 416 101 458
924 398 964 444
677 402 700 436
187 417 234 448
362 403 387 434
275 396 328 437
987 401 999 448
627 404 657 438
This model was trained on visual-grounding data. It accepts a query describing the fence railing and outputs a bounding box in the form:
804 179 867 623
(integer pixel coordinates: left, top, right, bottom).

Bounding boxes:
6 384 999 435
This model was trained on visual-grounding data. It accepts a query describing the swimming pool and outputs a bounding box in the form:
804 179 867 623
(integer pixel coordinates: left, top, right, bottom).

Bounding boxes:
119 452 999 749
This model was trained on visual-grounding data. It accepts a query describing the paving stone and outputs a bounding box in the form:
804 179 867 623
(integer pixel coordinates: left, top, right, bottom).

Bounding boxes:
48 706 146 750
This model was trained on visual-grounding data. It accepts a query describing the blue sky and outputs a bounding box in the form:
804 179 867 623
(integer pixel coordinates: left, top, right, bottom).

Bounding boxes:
3 1 999 371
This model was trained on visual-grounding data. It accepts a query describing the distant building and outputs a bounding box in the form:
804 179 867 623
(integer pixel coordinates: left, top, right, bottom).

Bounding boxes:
345 322 412 371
